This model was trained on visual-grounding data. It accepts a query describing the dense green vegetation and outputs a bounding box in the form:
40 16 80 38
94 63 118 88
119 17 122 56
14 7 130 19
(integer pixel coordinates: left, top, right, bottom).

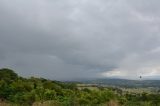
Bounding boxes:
0 68 160 106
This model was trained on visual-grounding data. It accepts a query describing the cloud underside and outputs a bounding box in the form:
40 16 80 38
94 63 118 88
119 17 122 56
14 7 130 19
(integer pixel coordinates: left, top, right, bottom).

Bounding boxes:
0 0 160 80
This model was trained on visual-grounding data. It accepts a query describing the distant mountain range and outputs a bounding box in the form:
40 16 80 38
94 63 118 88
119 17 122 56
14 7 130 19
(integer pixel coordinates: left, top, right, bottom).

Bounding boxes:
81 78 160 88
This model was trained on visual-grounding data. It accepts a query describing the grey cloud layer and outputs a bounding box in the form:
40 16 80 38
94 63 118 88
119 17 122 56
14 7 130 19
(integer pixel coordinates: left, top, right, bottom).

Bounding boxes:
0 0 160 80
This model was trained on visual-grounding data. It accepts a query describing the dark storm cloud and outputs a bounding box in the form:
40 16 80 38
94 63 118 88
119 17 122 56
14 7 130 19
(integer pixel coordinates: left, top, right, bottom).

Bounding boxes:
0 0 160 80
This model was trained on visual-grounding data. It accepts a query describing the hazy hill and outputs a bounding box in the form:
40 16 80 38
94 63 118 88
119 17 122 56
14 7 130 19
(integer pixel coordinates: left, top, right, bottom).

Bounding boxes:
82 78 160 88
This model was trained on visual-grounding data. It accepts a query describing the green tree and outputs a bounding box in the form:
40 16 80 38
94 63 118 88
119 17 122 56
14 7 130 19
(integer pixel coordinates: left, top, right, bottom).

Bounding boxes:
0 68 18 82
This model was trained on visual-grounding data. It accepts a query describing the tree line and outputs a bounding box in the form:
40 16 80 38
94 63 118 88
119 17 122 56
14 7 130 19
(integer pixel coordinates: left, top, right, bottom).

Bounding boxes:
0 68 160 106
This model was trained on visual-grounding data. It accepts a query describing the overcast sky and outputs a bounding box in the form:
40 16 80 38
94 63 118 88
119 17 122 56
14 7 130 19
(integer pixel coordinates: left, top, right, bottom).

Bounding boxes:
0 0 160 80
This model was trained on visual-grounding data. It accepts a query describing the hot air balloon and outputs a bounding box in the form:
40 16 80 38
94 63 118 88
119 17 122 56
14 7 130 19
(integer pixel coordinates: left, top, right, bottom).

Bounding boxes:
140 76 142 79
